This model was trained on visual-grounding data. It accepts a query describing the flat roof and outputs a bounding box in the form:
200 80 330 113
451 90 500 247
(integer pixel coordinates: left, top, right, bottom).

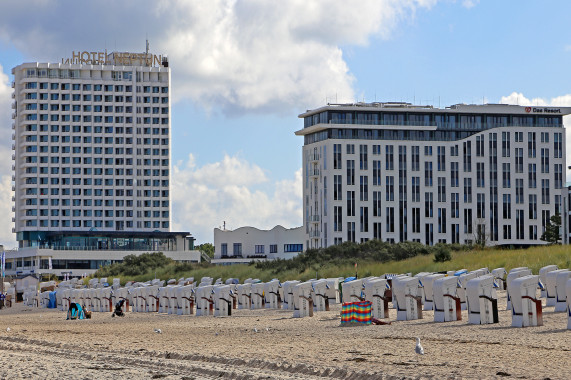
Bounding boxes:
299 102 571 117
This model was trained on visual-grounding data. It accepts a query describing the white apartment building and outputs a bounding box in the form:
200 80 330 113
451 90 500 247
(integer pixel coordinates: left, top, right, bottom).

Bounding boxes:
212 225 304 264
296 103 569 249
7 50 200 277
564 181 571 244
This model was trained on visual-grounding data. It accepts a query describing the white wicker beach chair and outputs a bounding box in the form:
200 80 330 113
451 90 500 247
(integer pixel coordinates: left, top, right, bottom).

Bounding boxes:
420 273 444 311
281 280 300 310
506 268 532 310
511 275 542 327
538 265 558 298
293 281 313 318
363 278 390 319
264 280 281 309
433 276 461 322
554 270 571 312
250 282 265 309
393 276 422 321
466 275 498 324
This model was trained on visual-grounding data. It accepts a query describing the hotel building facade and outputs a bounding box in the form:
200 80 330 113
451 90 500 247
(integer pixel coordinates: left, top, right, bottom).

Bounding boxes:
296 103 569 249
7 51 199 277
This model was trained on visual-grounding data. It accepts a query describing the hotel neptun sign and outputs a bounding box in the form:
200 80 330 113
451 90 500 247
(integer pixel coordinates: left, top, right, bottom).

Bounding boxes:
61 50 164 67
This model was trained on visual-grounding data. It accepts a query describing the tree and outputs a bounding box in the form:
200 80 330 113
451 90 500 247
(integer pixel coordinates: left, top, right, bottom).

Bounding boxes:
541 214 561 244
472 219 489 248
197 243 214 258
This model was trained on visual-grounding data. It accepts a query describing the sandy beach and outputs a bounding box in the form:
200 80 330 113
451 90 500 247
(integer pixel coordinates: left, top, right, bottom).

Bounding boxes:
0 292 569 380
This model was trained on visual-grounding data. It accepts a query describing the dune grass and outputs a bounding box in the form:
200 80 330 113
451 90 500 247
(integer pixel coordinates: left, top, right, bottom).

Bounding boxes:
96 244 570 285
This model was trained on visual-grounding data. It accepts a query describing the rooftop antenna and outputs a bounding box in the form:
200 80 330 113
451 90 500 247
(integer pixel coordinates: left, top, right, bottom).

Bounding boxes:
146 37 149 55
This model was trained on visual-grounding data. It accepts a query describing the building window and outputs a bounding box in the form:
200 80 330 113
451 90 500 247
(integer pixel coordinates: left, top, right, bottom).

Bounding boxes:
284 244 303 252
386 207 394 233
333 144 342 169
515 148 523 173
503 194 512 219
386 176 394 201
477 163 485 188
463 178 472 203
346 160 355 185
334 175 342 200
411 146 419 171
515 179 524 204
541 179 550 204
528 194 537 219
347 191 355 217
359 176 368 201
528 132 536 158
502 163 511 188
270 244 277 254
385 145 394 170
233 243 242 256
411 177 420 202
463 141 472 172
554 133 562 158
451 162 459 187
502 131 510 157
334 206 343 232
437 146 446 171
359 145 368 170
347 222 355 242
373 191 381 217
360 207 368 233
424 162 433 187
373 160 381 186
438 208 447 234
437 177 446 203
451 193 459 218
255 245 265 254
477 193 485 219
540 148 549 173
424 192 433 218
528 164 537 188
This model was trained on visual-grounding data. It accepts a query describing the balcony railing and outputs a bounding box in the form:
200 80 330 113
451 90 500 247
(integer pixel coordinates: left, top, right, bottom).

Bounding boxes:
309 215 320 222
309 169 320 177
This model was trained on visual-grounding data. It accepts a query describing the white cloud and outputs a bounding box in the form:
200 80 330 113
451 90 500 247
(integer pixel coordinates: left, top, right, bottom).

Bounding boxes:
0 65 16 248
0 0 437 115
171 154 302 243
500 92 571 182
462 0 479 9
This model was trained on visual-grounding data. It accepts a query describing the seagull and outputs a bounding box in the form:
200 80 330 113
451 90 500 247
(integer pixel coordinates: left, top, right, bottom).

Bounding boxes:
253 328 259 333
154 328 162 334
6 328 10 332
415 337 424 355
266 327 270 332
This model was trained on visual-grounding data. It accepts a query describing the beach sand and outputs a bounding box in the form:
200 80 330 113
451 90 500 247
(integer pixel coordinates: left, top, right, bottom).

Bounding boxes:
0 292 569 380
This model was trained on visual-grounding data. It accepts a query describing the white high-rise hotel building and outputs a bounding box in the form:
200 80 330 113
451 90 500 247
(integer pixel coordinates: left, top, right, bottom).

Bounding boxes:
297 103 569 248
7 50 199 277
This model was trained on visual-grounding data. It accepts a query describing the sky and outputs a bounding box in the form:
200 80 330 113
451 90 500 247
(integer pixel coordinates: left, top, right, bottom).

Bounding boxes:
0 0 571 248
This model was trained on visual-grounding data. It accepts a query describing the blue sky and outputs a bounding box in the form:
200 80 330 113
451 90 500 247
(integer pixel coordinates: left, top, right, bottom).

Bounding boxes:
0 0 570 247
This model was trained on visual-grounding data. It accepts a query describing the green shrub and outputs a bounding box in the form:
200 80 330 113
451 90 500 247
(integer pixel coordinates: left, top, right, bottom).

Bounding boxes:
433 245 452 262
